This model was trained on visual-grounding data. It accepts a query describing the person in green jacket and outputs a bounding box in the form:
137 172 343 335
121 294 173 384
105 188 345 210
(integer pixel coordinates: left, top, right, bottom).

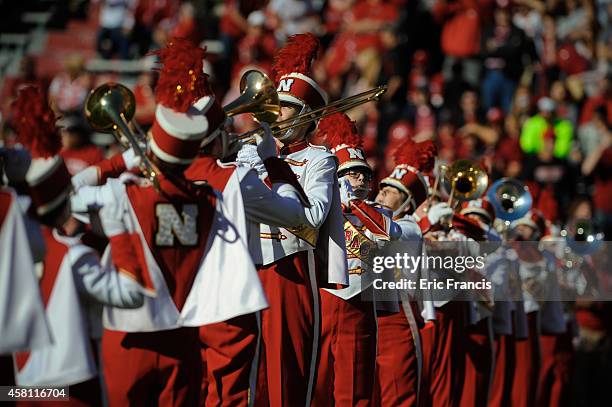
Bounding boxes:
520 97 573 158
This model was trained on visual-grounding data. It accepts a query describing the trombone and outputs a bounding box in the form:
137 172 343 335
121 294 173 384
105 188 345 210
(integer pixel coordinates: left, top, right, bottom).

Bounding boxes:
223 69 387 143
85 83 159 189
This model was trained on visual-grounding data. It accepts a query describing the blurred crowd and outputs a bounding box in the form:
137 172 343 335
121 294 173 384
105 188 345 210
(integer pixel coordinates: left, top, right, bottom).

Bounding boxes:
1 0 611 233
0 1 612 404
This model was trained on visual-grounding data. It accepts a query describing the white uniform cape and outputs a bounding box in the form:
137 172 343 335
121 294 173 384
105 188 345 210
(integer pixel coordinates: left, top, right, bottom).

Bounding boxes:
74 175 269 332
0 188 51 354
14 232 98 386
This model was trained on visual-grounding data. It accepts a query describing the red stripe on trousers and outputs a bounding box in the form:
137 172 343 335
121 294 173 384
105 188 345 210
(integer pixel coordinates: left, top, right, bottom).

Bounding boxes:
102 328 202 407
512 312 541 407
489 333 517 407
254 251 316 407
460 317 493 407
537 325 574 407
312 289 376 407
422 302 467 407
200 314 258 407
373 308 419 407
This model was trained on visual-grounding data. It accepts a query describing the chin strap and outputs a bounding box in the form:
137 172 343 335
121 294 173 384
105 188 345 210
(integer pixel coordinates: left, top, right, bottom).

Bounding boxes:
393 193 415 219
275 104 309 143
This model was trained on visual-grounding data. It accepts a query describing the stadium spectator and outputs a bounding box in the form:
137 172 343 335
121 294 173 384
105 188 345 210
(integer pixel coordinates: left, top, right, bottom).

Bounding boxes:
48 54 92 115
433 0 492 86
480 1 535 113
133 71 157 129
95 0 136 59
58 116 105 176
520 97 573 159
581 109 612 239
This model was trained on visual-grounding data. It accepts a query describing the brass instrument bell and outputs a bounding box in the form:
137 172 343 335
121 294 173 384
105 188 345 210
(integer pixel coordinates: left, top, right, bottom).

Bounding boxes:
224 70 280 124
85 83 136 133
442 160 489 203
487 178 532 222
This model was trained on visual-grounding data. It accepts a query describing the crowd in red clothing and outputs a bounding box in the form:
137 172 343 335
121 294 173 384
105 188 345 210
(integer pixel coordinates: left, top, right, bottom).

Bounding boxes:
0 0 611 404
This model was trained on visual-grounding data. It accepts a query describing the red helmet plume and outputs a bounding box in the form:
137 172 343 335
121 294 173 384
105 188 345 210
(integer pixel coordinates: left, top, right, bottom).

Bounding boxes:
151 37 212 113
11 86 61 158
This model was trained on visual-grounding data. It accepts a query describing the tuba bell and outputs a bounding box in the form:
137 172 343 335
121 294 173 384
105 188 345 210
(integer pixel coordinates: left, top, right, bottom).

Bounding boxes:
486 178 532 221
442 159 489 204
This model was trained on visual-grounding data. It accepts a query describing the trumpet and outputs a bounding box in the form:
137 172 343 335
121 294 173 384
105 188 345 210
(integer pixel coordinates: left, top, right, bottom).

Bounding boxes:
85 83 159 189
442 159 489 205
223 69 387 143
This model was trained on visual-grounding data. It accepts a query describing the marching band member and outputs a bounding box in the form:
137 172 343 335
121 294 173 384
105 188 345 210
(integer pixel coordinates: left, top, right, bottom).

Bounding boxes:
487 233 522 407
372 139 435 407
237 33 349 406
0 152 51 356
420 188 489 407
510 210 550 407
457 198 499 407
10 86 144 404
312 112 399 406
71 39 268 406
183 61 315 407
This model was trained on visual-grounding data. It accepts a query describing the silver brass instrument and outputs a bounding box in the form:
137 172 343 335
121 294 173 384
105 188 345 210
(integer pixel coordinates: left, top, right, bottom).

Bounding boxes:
561 219 604 256
85 83 159 189
487 178 532 222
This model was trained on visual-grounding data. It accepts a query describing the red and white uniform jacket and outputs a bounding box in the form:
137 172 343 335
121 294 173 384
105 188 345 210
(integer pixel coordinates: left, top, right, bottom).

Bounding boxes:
486 246 521 335
248 143 348 287
13 227 143 386
72 172 268 332
424 214 484 309
185 155 311 260
0 188 51 354
376 214 424 315
517 250 565 334
324 199 399 300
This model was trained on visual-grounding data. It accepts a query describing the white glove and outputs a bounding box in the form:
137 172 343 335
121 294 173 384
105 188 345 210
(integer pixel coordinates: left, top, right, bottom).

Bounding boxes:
427 202 453 225
122 148 142 170
339 176 355 207
236 143 266 176
254 122 277 160
71 166 100 189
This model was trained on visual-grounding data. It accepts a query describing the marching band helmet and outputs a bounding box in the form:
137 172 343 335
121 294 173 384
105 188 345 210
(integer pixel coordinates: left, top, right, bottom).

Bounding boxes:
318 112 371 175
460 198 496 225
379 139 436 217
511 209 548 240
150 38 228 165
12 86 72 218
318 112 371 199
271 33 329 141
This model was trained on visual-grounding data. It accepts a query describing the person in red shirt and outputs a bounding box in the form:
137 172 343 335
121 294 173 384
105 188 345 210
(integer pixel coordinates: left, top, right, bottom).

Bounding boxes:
580 74 612 126
133 71 157 129
234 11 277 77
434 0 494 86
581 114 612 239
58 116 105 176
345 0 399 52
